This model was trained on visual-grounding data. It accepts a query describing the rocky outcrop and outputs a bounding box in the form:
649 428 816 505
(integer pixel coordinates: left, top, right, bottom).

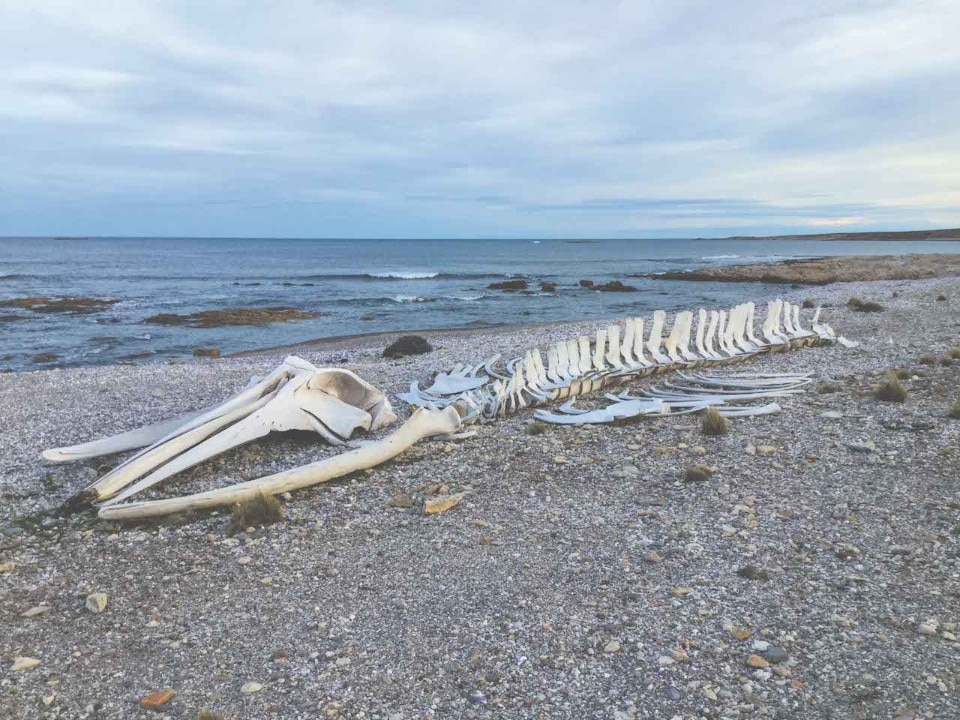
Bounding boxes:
487 279 528 291
0 297 118 314
145 307 322 328
593 280 638 292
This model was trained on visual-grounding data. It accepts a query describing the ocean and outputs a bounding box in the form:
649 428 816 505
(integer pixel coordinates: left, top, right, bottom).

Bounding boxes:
2 236 958 371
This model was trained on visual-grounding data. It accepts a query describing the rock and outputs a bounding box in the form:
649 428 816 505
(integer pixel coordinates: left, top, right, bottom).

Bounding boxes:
746 654 770 669
12 657 41 671
645 551 663 564
238 556 252 565
387 492 414 508
604 640 622 653
751 640 769 652
657 655 675 666
192 347 221 358
20 605 49 618
918 620 938 636
593 280 638 292
848 440 877 453
729 626 751 641
139 689 176 709
0 296 118 314
469 691 487 705
424 492 466 515
763 645 789 664
579 279 595 287
145 307 322 328
737 565 770 581
487 279 528 291
539 282 557 292
0 562 14 573
757 445 777 455
85 592 108 614
241 682 263 694
33 353 59 363
383 335 433 359
821 411 843 419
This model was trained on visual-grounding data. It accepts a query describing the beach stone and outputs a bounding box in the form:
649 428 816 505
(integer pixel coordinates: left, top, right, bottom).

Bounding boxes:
918 620 938 636
604 640 622 653
763 645 789 664
388 492 414 508
241 682 263 694
139 689 175 709
848 440 876 453
0 562 14 573
746 654 770 669
12 657 40 671
383 335 432 359
21 605 49 618
192 347 221 357
85 592 108 614
821 411 843 419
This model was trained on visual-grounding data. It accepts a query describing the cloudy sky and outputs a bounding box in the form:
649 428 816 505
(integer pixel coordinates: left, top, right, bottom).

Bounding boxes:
1 1 959 238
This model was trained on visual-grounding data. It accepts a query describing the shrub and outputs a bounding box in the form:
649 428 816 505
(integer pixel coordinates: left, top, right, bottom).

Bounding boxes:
230 492 283 533
919 355 938 365
894 368 911 380
950 348 960 360
817 381 842 394
847 296 864 308
851 300 884 313
942 356 954 366
684 464 714 482
801 298 815 309
874 374 908 403
701 407 729 436
950 401 960 420
526 420 549 436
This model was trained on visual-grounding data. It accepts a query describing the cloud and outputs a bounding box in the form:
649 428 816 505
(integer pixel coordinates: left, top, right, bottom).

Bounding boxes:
0 0 958 237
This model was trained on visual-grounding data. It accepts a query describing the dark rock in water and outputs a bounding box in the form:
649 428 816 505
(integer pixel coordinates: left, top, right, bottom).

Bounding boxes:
192 347 221 358
96 317 121 324
383 335 433 359
539 282 557 292
579 279 595 287
0 296 118 314
487 279 528 291
33 353 59 363
91 336 112 343
145 307 322 328
124 350 155 359
594 280 638 292
737 565 770 581
0 314 26 323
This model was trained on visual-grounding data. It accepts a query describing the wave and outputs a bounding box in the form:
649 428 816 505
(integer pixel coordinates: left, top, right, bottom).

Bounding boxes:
391 295 436 304
701 254 740 260
298 271 515 281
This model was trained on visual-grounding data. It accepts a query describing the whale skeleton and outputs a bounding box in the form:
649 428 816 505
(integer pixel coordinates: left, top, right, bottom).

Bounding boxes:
399 299 855 424
42 298 855 520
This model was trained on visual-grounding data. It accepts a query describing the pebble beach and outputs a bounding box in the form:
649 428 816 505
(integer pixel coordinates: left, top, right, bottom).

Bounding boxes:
1 274 959 719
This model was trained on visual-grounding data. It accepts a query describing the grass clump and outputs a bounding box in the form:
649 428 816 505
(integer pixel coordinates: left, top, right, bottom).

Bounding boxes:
894 368 911 380
817 381 842 394
950 401 960 420
701 407 729 436
526 420 549 436
801 298 815 309
684 463 714 482
942 356 954 366
852 299 884 312
873 373 908 403
950 347 960 360
230 491 283 533
937 293 947 301
919 355 938 365
195 712 224 720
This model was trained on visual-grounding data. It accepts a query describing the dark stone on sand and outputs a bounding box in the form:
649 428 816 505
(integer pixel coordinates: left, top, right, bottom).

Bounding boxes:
383 335 433 359
193 347 221 358
762 645 789 664
33 353 59 363
487 279 528 291
539 282 557 292
593 280 638 292
0 296 118 314
579 279 595 287
145 307 323 328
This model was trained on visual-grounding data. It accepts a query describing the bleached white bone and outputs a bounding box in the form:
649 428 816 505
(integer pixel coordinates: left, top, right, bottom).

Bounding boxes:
646 310 670 364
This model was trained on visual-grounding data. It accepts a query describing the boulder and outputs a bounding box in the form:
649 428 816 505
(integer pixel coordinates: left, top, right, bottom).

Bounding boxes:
539 282 557 292
593 280 638 292
383 335 433 359
487 279 528 291
579 279 595 287
192 347 221 358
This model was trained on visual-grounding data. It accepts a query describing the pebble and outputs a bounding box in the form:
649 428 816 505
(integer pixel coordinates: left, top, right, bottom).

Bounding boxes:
918 620 938 636
238 556 252 565
241 682 263 694
21 605 49 618
746 654 771 669
763 645 789 664
821 411 843 419
0 562 14 573
604 640 622 653
658 655 675 666
387 492 414 508
757 445 777 455
848 440 877 453
85 592 108 614
12 656 41 671
139 689 175 709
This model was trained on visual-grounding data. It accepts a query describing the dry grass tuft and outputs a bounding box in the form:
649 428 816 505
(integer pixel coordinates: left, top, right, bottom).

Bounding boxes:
950 400 960 420
894 368 911 380
874 373 908 403
936 293 947 301
950 347 960 360
230 492 283 533
195 712 224 720
701 407 729 436
919 355 938 365
801 297 815 309
684 463 714 482
817 381 842 394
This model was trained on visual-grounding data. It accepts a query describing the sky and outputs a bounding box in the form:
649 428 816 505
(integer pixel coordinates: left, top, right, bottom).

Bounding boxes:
1 1 959 239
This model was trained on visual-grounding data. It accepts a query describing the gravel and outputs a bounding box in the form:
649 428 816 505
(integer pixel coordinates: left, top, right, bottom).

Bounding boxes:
1 277 958 719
